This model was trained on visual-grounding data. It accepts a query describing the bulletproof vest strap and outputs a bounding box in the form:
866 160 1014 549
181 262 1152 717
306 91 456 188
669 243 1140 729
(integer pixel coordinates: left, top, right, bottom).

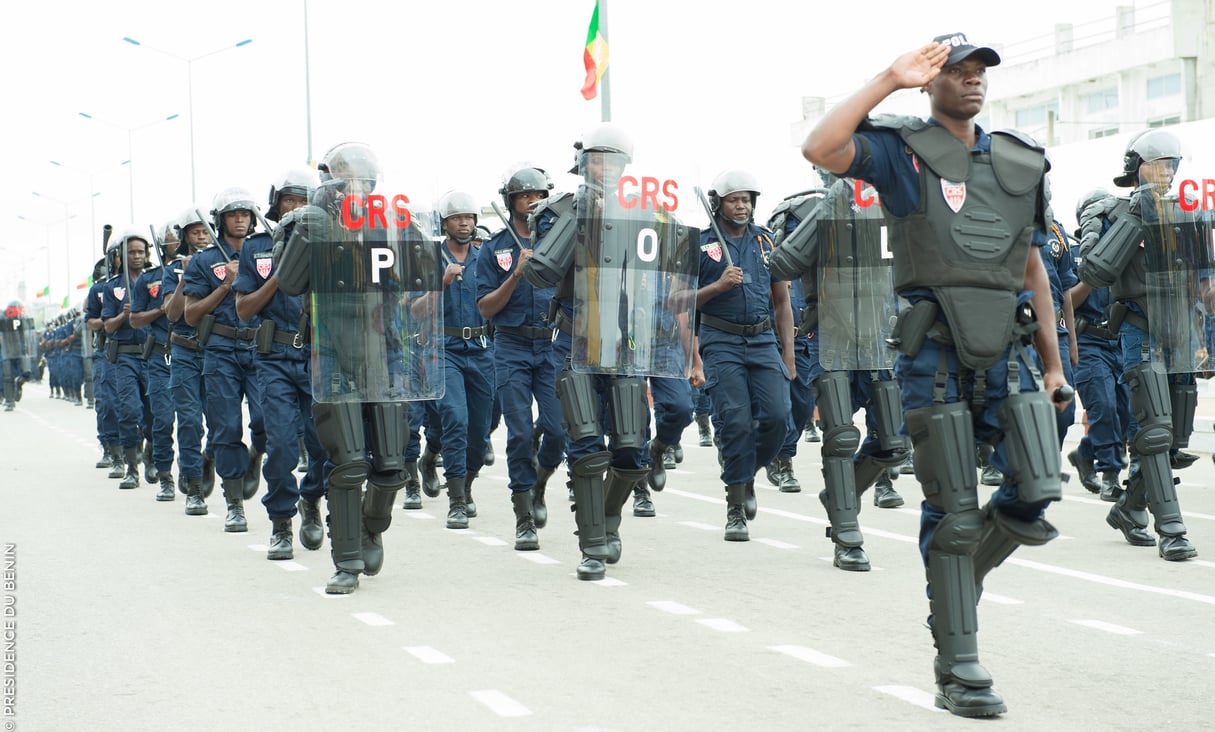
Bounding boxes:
989 132 1047 195
897 124 972 182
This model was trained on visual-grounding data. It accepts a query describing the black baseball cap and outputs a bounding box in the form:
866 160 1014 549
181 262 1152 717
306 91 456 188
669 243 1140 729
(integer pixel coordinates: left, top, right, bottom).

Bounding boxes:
933 33 1001 67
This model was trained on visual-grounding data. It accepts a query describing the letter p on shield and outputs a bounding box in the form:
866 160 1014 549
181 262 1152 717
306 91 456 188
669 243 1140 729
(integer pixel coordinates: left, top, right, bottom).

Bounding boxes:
371 247 395 284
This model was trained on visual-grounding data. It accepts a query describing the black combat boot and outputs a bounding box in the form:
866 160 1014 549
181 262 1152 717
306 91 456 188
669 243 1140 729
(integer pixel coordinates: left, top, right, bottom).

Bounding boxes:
95 446 113 469
221 479 248 533
201 453 216 498
267 518 293 560
1106 472 1154 547
647 439 668 492
419 447 441 497
108 446 126 479
1099 470 1120 503
119 447 140 490
511 490 540 551
696 414 712 447
604 468 646 564
533 465 555 529
632 484 655 517
484 438 495 466
724 483 749 542
744 480 757 520
156 471 175 502
671 443 683 464
1067 449 1101 494
296 437 309 473
242 447 263 499
465 472 479 518
142 439 158 484
872 471 904 508
184 479 208 516
446 476 469 530
400 462 422 510
297 497 324 550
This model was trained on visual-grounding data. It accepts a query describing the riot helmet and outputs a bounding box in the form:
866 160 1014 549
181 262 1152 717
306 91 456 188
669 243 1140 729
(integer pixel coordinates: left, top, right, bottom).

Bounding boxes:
176 206 213 253
91 257 107 283
436 190 480 244
1074 188 1111 224
709 169 762 225
267 167 321 222
115 225 150 272
210 187 259 237
318 142 380 189
1113 129 1181 188
498 166 553 212
571 122 633 176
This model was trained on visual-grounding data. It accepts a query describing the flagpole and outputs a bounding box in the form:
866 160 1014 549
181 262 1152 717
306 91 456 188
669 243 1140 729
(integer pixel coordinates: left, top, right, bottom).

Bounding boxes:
599 0 611 122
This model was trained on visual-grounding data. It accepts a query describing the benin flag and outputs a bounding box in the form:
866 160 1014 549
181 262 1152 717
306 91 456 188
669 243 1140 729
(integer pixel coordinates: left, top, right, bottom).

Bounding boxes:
76 274 93 290
61 295 69 308
581 1 608 100
35 286 49 298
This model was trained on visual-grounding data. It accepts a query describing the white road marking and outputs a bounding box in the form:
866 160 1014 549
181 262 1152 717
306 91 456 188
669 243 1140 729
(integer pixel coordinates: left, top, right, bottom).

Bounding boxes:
404 512 438 520
518 553 561 565
470 689 531 718
405 646 454 664
1069 619 1142 635
590 577 627 587
352 612 395 626
677 521 720 531
248 544 267 552
275 561 309 572
647 600 700 616
474 536 509 547
769 644 850 668
873 685 946 712
696 618 748 633
312 587 350 598
1193 560 1215 570
755 538 799 549
1009 557 1215 606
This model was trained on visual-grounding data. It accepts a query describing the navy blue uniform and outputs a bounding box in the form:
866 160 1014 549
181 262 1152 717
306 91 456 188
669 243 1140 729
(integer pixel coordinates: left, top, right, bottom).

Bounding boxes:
100 274 148 450
181 241 266 481
475 229 565 493
132 262 175 475
233 233 325 520
778 271 817 461
847 123 1051 552
163 256 211 484
1036 222 1078 445
697 222 790 485
86 278 119 449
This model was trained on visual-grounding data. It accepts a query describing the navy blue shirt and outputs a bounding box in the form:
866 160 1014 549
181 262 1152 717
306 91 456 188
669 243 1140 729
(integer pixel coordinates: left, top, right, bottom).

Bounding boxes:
132 264 171 344
100 272 149 345
435 241 488 352
475 229 553 331
85 278 113 353
181 239 252 351
233 232 307 361
1035 221 1077 334
697 220 781 328
161 256 196 337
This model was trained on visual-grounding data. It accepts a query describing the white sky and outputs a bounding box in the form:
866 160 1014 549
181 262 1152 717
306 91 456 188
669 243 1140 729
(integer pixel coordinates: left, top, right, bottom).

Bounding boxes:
0 0 1144 306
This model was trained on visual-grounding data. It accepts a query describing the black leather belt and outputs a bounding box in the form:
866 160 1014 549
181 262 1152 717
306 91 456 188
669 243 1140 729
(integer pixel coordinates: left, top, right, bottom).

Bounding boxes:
151 342 170 356
701 314 772 337
210 323 256 340
444 325 488 339
170 333 201 351
114 344 144 355
273 330 306 348
494 324 553 340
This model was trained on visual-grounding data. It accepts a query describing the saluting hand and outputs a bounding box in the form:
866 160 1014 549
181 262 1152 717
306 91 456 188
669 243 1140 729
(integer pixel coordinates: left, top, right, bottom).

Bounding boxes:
891 42 950 90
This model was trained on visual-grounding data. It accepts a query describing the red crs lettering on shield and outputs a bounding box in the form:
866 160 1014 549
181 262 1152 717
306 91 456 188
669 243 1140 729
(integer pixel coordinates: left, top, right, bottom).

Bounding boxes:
617 176 680 212
1178 179 1215 212
853 179 880 208
341 194 412 230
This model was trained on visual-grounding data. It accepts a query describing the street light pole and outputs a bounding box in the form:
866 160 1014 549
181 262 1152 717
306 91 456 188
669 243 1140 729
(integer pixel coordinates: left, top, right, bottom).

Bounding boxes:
122 36 253 201
49 159 116 242
77 112 177 221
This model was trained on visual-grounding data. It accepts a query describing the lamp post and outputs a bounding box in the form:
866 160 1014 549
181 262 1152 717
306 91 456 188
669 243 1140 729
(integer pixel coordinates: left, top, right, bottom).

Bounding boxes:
77 112 178 221
31 193 90 298
48 159 117 241
122 36 253 201
17 211 79 304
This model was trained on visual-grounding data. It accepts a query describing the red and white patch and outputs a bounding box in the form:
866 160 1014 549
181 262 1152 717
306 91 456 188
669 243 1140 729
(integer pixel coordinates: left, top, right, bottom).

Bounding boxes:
113 287 125 301
910 152 920 173
702 242 723 263
256 258 273 278
940 179 966 213
496 249 513 271
211 263 227 281
147 283 160 299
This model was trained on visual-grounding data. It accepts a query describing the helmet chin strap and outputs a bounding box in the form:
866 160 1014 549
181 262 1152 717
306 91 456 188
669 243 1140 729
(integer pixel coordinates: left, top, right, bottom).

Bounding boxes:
452 234 473 245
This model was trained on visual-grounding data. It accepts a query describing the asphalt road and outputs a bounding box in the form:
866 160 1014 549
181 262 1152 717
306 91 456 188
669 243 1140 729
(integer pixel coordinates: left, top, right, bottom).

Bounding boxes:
2 382 1213 731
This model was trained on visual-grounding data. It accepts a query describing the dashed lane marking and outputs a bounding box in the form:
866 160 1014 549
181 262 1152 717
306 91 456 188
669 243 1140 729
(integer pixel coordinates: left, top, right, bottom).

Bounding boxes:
474 536 509 547
1068 619 1143 635
647 600 700 616
518 553 561 565
873 685 946 712
769 644 850 668
677 521 720 531
1009 557 1215 606
696 618 748 633
352 612 395 626
470 689 531 718
312 587 350 599
755 538 799 549
588 576 627 587
979 593 1023 605
405 646 454 664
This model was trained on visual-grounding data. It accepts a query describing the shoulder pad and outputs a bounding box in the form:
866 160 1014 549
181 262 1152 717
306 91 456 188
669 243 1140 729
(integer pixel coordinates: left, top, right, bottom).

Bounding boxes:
531 190 574 218
990 131 1048 195
991 128 1043 152
857 114 928 133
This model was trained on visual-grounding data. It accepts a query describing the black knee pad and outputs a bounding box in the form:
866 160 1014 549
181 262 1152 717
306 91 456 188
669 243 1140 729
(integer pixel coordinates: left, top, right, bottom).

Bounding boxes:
1169 382 1197 449
314 401 368 483
367 402 408 474
558 367 600 442
998 390 1063 503
607 377 647 451
905 401 978 514
868 377 910 453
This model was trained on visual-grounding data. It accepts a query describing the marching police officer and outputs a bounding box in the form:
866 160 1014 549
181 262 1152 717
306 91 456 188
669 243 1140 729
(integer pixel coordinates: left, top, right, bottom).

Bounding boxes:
696 169 794 542
477 169 565 550
86 253 122 475
1 300 30 411
131 221 179 501
804 33 1068 716
100 228 151 490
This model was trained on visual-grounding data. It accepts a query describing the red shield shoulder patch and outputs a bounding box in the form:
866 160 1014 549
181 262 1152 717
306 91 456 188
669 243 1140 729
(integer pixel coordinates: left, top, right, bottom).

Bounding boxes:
256 258 273 278
702 242 723 263
113 287 125 301
211 263 227 282
940 179 966 213
148 283 160 299
496 249 513 271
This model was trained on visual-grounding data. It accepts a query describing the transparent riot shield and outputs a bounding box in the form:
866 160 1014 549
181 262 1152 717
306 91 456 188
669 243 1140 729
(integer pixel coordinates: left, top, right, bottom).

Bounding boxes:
308 173 444 403
572 154 699 377
817 178 896 371
1140 188 1214 373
